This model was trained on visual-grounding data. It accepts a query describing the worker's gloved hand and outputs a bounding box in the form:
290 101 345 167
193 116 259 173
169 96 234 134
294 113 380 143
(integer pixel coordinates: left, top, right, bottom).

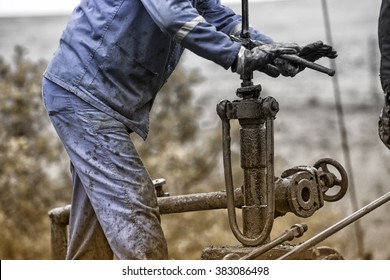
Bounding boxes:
298 40 337 70
379 92 390 149
233 43 300 77
273 57 300 77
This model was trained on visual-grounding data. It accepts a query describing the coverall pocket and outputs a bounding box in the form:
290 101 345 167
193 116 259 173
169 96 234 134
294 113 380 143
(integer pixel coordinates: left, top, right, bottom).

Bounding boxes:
100 43 159 84
91 43 160 117
42 78 76 116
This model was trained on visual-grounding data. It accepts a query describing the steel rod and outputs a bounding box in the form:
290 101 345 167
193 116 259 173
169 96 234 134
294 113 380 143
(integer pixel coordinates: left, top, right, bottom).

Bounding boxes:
280 54 335 76
241 0 250 39
277 192 390 260
240 223 308 260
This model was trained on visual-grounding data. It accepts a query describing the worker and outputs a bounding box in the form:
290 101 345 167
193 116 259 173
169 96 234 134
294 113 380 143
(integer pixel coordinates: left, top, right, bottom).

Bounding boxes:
42 0 335 259
379 0 390 149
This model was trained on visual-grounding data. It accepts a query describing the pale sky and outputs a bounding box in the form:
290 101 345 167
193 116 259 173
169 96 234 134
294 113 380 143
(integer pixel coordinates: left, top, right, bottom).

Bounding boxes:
0 0 80 17
0 0 282 17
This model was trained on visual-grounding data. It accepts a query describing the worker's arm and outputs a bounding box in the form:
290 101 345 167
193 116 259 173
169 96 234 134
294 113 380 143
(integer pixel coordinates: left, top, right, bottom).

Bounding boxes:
139 0 282 69
378 0 390 149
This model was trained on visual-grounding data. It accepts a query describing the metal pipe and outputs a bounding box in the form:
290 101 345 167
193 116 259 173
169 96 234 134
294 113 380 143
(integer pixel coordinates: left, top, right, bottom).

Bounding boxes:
158 189 243 214
241 0 250 39
277 192 390 260
218 99 276 246
49 178 324 218
240 121 266 238
239 0 253 87
280 54 335 76
240 223 308 260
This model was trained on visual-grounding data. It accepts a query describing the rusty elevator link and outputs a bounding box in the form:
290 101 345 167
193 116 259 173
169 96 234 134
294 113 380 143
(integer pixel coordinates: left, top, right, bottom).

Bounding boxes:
217 91 276 246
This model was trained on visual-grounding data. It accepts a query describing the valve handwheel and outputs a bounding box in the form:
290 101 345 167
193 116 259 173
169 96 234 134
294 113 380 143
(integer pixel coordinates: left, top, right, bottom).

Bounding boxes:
313 158 348 202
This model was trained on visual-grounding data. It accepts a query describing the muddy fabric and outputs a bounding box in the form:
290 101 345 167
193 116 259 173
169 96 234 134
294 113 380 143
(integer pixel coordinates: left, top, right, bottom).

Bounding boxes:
42 78 168 259
378 93 390 149
378 0 390 148
379 0 390 93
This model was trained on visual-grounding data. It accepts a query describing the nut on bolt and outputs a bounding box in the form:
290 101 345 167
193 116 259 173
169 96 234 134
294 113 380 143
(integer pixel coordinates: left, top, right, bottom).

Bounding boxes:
153 178 169 197
262 96 279 118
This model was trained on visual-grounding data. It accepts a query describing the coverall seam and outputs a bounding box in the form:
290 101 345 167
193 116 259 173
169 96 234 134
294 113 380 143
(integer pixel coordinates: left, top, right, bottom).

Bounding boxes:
70 107 123 183
76 0 126 86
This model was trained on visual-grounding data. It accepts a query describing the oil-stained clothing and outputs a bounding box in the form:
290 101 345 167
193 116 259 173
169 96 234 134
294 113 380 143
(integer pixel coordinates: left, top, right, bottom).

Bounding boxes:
43 78 168 259
43 0 273 259
379 0 390 92
378 0 390 148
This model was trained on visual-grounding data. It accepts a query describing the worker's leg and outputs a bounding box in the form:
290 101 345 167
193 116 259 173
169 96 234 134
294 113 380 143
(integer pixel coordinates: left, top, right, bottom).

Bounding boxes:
42 78 168 259
66 162 114 259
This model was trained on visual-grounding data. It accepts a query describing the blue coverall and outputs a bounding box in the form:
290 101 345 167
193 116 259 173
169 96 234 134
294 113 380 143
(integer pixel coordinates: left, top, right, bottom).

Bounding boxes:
379 0 390 92
42 0 273 259
378 0 390 148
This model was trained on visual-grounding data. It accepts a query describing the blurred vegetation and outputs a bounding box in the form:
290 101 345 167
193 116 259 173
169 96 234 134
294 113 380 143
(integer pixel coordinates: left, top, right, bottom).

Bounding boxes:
0 46 347 260
0 46 70 259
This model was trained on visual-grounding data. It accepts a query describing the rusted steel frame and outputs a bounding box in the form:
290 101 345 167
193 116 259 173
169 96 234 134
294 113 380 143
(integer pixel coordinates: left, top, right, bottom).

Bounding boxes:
240 117 275 241
278 192 390 260
239 0 253 87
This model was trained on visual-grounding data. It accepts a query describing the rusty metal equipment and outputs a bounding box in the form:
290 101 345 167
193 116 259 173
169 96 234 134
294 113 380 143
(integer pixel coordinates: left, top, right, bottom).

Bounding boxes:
278 191 390 260
48 154 348 259
199 0 346 259
48 77 350 260
204 70 348 259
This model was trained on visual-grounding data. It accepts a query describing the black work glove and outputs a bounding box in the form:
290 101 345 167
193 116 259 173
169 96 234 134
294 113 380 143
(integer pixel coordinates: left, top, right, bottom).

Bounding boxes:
245 40 302 77
233 43 300 77
273 57 300 77
298 41 337 70
379 92 390 149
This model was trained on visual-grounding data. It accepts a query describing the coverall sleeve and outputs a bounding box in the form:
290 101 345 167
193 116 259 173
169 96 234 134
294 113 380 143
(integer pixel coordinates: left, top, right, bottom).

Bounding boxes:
139 0 271 69
379 0 390 92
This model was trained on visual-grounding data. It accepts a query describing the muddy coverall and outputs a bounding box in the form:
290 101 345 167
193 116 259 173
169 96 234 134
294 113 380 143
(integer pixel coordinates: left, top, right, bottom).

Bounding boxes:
378 0 390 148
42 0 273 259
379 0 390 92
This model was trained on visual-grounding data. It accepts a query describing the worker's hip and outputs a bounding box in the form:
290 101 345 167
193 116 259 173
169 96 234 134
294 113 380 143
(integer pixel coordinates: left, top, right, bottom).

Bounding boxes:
41 77 158 207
